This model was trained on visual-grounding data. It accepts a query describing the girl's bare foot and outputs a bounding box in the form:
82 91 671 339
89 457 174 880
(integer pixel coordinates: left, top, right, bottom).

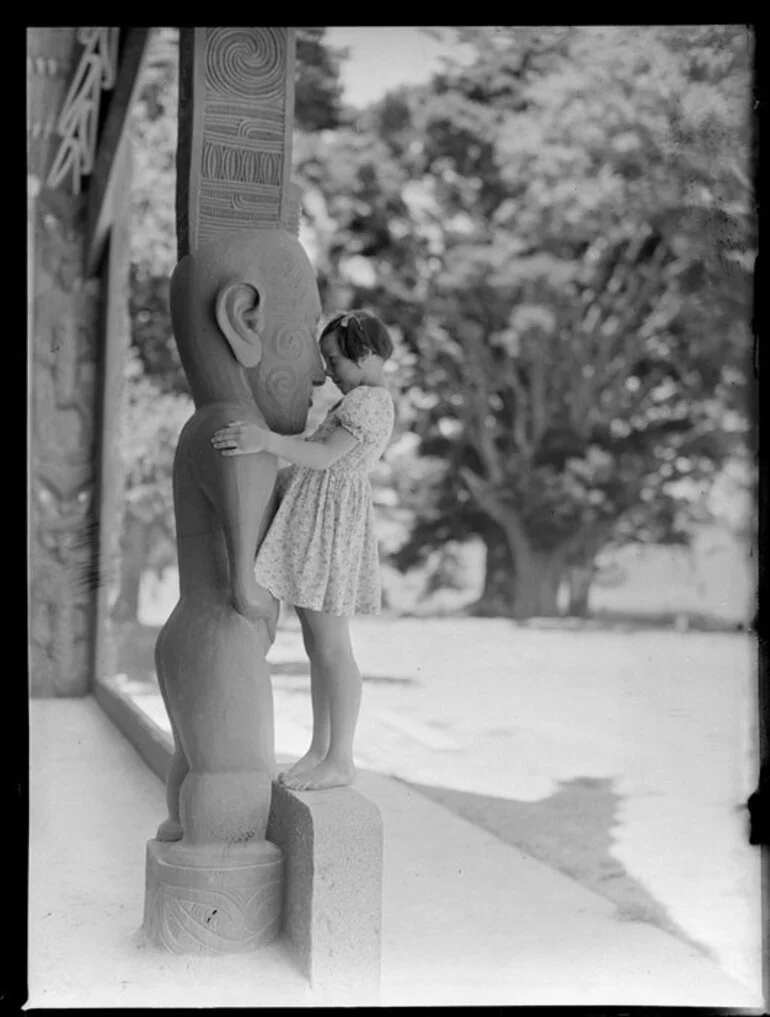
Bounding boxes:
281 758 355 791
278 747 328 783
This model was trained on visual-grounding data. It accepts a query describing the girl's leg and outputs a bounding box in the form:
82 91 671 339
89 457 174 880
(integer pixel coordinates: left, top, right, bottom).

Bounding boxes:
281 608 361 791
279 608 331 779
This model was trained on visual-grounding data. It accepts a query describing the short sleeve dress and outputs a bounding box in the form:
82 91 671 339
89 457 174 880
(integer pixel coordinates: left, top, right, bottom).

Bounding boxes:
254 384 395 616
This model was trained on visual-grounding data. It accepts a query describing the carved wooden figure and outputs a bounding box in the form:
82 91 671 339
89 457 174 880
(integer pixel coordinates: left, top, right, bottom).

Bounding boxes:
142 27 325 954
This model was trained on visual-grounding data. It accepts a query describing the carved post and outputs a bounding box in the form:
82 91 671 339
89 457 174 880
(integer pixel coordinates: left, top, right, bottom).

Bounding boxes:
29 28 149 698
28 29 105 696
142 27 325 954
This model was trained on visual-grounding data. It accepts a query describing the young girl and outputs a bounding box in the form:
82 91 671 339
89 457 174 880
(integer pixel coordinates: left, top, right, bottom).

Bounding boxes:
210 311 395 791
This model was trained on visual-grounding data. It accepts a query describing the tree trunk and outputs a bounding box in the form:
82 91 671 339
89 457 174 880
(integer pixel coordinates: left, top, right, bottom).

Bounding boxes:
564 534 608 618
509 546 565 619
469 527 517 616
565 563 594 618
111 514 149 623
459 469 574 619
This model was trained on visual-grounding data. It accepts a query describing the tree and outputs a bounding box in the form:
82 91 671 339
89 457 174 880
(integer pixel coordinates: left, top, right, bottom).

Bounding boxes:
297 26 754 617
112 357 193 621
295 27 349 132
468 25 754 616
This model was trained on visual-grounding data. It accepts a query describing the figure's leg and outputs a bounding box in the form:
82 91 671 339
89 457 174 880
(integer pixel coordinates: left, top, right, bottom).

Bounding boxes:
279 607 331 780
281 609 360 791
156 736 189 841
154 630 188 841
164 627 277 850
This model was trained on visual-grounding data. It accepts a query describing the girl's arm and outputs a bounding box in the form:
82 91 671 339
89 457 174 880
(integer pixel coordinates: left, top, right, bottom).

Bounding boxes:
211 420 358 470
268 427 358 469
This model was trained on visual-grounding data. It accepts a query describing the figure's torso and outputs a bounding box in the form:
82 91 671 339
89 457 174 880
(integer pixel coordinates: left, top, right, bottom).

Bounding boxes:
172 402 276 597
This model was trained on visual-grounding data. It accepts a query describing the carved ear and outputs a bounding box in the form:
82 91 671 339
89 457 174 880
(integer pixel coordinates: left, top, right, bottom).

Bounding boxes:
215 281 264 368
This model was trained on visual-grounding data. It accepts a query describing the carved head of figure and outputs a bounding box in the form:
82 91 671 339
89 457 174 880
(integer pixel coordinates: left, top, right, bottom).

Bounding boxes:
169 228 325 435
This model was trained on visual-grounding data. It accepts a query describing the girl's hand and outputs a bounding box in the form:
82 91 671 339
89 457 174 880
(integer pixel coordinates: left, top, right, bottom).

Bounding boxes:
210 420 273 457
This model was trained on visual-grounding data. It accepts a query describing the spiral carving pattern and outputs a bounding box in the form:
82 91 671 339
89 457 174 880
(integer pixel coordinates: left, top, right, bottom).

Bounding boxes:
273 327 304 362
179 27 294 249
205 28 285 102
264 366 297 405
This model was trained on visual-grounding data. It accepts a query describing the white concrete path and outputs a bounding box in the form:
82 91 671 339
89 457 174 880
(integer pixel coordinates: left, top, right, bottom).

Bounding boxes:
27 698 764 1009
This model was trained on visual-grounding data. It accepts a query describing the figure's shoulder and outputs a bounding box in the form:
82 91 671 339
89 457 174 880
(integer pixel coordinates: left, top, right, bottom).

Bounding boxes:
181 402 248 440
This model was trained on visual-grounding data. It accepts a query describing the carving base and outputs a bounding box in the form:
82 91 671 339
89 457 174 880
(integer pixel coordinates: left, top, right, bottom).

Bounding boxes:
142 839 284 954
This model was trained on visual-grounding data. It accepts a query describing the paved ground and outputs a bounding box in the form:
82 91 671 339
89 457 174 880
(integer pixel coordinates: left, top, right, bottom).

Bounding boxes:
299 616 762 994
28 697 764 1008
120 613 763 999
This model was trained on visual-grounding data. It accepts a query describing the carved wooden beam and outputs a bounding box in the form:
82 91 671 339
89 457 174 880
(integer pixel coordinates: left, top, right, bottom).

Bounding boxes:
45 28 120 197
176 27 297 260
84 27 150 276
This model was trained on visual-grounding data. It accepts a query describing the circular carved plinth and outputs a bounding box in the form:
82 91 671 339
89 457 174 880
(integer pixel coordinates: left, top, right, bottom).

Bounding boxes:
142 838 284 954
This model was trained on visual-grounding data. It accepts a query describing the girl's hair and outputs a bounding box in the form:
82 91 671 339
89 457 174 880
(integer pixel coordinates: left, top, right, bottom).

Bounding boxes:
320 310 394 363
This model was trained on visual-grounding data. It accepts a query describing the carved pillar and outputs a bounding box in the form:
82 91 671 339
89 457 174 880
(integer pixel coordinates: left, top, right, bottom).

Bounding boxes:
28 29 103 697
28 28 143 697
142 27 326 954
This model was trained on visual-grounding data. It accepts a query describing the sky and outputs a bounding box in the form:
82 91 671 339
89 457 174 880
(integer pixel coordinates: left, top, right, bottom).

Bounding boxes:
324 27 472 107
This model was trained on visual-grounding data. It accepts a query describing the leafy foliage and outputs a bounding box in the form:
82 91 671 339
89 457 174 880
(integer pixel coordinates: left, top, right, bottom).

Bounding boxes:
295 25 754 615
295 27 349 131
119 360 191 529
111 354 193 620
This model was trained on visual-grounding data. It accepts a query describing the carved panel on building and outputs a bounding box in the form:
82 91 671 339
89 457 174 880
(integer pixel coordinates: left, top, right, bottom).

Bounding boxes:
177 27 296 258
28 28 135 697
27 28 77 186
46 28 120 195
29 29 97 695
29 190 103 696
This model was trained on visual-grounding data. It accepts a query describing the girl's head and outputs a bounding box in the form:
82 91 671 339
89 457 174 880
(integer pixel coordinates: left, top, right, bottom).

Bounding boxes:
319 310 394 393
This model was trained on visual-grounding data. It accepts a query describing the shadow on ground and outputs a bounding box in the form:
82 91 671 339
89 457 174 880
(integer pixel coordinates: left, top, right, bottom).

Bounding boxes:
398 606 748 633
269 662 415 685
520 609 748 633
403 775 717 962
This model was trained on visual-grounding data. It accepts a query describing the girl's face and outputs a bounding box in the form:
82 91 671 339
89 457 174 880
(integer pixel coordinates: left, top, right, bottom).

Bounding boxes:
320 331 366 394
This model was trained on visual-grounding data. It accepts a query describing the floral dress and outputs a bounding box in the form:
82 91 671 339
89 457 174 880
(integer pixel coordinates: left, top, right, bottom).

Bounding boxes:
254 384 395 615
